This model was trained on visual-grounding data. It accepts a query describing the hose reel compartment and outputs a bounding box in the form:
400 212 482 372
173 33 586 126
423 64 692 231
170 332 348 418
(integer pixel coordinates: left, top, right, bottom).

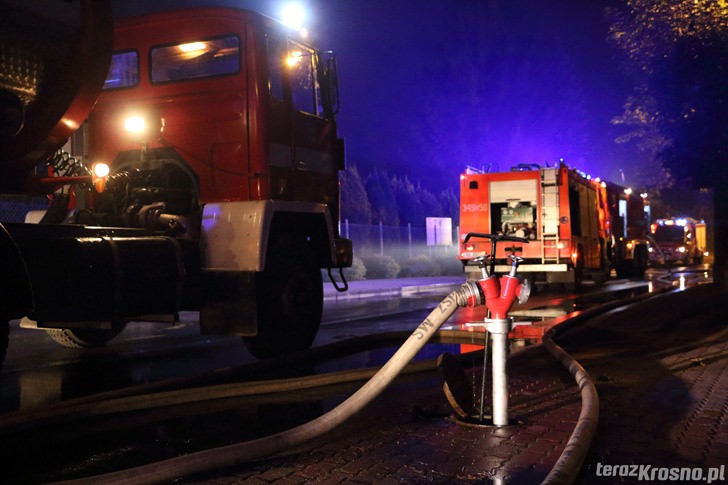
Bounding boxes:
7 224 189 323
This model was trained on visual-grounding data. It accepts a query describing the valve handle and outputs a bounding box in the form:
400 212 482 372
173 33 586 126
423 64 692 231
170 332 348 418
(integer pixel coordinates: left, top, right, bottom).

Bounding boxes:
472 255 490 278
464 233 529 277
508 254 524 276
463 232 529 244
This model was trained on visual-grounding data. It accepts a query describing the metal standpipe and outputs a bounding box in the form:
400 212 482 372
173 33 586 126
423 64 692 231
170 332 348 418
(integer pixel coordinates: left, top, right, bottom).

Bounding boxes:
485 317 514 426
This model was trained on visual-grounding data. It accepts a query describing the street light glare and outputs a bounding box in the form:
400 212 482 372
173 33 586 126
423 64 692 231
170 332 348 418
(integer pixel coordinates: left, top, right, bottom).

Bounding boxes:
281 3 305 30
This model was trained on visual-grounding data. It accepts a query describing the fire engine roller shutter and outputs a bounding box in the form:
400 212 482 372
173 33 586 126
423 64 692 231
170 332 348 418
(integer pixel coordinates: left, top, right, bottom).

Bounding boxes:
489 179 538 204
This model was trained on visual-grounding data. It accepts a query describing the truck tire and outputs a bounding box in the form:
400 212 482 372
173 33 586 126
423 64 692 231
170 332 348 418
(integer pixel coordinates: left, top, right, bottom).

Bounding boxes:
45 325 125 348
633 245 648 277
615 260 633 278
565 244 584 291
244 236 323 359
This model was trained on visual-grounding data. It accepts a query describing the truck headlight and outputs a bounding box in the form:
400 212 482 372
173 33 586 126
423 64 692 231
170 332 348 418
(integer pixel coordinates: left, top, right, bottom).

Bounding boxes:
123 113 163 143
124 116 146 134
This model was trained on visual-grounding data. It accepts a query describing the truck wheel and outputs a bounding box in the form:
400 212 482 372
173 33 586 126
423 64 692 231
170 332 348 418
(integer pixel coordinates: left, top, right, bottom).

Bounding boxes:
244 237 323 359
615 260 633 278
565 244 584 291
45 325 125 348
633 245 648 277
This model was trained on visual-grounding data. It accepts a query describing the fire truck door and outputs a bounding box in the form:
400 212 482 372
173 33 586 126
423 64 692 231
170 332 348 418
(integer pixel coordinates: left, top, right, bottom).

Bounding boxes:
585 187 600 267
266 37 337 205
267 35 295 200
287 42 337 206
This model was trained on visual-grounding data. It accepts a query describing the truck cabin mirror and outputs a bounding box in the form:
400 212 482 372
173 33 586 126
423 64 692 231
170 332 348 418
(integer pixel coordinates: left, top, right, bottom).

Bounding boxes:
320 51 340 117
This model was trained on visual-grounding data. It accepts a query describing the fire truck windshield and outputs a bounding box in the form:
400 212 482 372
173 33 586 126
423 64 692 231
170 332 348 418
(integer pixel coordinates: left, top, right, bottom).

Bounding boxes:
653 225 685 243
151 35 241 83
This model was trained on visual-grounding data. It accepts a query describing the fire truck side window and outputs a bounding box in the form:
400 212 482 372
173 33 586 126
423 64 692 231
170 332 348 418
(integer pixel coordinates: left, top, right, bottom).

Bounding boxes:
267 36 285 101
287 41 323 117
150 35 240 83
103 51 139 90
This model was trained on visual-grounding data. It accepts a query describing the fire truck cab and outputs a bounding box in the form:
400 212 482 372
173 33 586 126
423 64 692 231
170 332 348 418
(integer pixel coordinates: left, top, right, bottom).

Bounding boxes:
649 218 705 265
0 4 351 361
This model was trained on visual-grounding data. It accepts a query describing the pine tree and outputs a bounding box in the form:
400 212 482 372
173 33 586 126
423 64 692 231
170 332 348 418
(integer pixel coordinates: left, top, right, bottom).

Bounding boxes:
339 164 371 224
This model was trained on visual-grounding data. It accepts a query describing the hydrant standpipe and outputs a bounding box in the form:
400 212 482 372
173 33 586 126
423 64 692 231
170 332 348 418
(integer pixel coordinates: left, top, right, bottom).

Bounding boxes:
462 233 531 426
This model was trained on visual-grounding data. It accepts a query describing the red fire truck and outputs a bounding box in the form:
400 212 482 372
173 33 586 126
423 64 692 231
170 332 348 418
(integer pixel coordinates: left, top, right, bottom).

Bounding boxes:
649 218 706 265
459 163 649 287
0 2 351 362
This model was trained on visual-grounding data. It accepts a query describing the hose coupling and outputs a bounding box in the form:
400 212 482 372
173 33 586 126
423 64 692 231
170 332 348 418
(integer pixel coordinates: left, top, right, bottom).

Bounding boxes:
454 280 484 307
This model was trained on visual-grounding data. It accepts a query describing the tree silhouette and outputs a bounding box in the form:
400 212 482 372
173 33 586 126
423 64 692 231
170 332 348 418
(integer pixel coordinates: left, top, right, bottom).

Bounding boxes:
339 164 371 224
392 175 425 226
365 169 399 225
439 188 460 226
608 0 728 285
417 182 443 219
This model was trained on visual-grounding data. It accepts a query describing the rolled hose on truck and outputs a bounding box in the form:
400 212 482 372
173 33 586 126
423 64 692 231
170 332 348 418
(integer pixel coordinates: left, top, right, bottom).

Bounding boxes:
65 281 484 484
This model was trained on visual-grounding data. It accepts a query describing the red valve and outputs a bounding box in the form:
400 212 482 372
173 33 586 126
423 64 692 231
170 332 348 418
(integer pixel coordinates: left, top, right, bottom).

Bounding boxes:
477 274 526 319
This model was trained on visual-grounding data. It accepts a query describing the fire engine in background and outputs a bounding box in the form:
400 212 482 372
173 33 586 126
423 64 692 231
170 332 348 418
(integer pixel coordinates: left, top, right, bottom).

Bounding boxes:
603 180 651 278
648 218 706 265
459 162 649 288
0 2 351 364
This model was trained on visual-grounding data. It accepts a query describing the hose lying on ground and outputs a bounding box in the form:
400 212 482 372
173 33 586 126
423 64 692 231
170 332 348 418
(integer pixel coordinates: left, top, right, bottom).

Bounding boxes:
541 330 599 485
64 281 482 485
0 331 485 440
541 286 674 485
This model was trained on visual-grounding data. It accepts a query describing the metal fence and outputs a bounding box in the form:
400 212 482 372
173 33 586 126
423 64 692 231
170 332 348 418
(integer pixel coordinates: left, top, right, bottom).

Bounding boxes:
339 219 463 278
0 198 464 278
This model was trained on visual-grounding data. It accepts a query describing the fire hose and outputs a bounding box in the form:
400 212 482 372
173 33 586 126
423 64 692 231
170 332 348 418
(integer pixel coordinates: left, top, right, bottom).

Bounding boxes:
34 233 664 484
64 280 484 484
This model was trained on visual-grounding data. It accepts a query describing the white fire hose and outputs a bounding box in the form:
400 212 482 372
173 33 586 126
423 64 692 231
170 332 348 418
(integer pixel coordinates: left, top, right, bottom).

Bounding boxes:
68 281 482 484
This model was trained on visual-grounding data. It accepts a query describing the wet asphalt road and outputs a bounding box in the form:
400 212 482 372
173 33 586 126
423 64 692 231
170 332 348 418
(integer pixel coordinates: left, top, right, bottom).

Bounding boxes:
0 265 711 483
0 265 708 415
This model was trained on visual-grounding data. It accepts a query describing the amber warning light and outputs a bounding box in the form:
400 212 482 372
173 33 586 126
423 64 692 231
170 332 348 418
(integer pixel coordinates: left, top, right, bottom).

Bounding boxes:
92 162 110 193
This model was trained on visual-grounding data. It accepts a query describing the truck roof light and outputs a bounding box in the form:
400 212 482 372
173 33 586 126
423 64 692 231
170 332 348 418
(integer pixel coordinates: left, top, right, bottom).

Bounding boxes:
281 3 305 31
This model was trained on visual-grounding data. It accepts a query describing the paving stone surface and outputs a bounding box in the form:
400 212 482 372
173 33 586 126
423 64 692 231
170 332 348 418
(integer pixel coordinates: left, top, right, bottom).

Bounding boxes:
188 284 728 484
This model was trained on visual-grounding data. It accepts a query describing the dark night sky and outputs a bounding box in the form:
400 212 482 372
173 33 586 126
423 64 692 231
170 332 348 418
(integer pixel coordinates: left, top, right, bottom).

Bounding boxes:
112 0 638 192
